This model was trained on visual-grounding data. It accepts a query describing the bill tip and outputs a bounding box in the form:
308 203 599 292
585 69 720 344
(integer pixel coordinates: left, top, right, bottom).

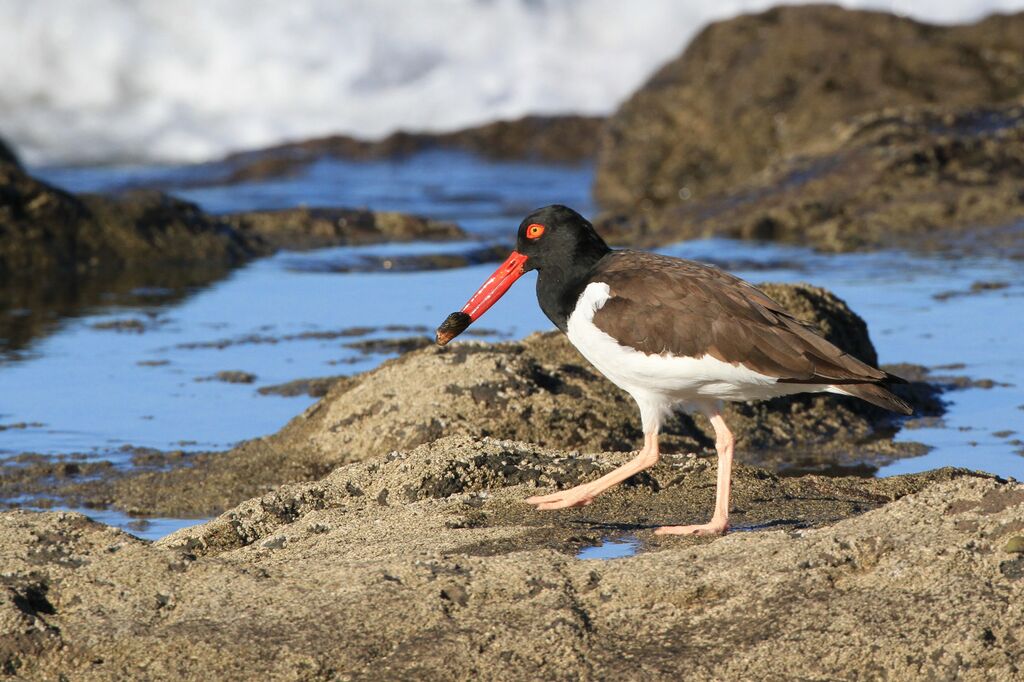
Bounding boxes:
435 311 472 346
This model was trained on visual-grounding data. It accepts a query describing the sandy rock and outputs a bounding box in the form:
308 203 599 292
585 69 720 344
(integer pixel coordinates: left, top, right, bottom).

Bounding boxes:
0 436 1019 680
595 5 1024 212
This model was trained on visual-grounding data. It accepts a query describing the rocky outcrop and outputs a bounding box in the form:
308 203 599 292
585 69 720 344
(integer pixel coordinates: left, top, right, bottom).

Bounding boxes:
196 114 605 186
595 5 1024 212
224 206 463 251
0 160 464 355
1 436 1020 680
0 161 465 282
592 6 1024 253
13 282 939 519
599 105 1024 253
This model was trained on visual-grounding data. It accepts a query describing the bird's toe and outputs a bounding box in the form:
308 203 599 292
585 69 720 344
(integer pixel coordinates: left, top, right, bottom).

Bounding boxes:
654 522 729 536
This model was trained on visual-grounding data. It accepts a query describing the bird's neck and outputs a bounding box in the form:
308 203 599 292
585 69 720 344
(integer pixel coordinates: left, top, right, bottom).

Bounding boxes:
536 248 611 333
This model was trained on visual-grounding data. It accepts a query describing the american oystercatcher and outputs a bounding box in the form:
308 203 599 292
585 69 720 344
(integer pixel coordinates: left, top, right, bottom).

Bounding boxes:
435 205 911 535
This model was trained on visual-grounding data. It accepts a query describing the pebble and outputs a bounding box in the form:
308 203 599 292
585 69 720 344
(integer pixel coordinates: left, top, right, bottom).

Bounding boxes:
1005 536 1024 553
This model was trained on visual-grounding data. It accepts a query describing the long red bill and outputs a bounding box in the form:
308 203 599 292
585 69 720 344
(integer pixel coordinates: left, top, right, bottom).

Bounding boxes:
435 250 528 345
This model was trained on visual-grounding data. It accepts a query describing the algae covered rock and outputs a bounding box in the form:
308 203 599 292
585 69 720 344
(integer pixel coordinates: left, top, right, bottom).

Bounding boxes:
599 105 1024 253
595 5 1024 212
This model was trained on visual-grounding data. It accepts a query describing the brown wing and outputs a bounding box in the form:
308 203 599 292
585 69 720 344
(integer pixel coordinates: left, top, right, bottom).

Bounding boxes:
589 252 888 384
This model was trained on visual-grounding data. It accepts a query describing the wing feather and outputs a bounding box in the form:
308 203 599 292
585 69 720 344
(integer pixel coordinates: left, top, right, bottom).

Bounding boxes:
589 252 887 384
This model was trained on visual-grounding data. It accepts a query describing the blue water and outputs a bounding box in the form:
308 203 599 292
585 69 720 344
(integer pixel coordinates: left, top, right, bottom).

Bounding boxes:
3 152 1023 539
577 535 640 560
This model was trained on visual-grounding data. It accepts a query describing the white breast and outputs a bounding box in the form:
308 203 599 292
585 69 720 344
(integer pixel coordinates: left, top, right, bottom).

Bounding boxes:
565 282 828 433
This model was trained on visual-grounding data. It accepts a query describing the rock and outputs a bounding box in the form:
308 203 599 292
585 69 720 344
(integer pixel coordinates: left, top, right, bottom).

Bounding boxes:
0 167 248 282
0 437 1019 680
0 136 20 168
26 283 940 519
342 336 433 355
1007 536 1024 553
196 371 257 384
257 376 348 398
0 162 465 279
286 243 511 274
195 114 605 187
90 318 150 333
595 5 1024 213
224 207 463 252
599 105 1024 253
0 163 466 356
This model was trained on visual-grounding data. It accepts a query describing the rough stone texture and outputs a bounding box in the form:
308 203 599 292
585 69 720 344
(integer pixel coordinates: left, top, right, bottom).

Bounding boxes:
0 165 256 281
599 105 1024 253
595 5 1024 212
15 283 939 519
1 436 1020 680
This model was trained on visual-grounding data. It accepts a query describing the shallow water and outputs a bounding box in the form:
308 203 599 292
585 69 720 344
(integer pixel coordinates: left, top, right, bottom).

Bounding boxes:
4 152 1023 539
577 534 641 560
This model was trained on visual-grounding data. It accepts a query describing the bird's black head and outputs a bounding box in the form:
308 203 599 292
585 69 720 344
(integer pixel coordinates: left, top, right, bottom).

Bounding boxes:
515 205 610 274
433 204 610 345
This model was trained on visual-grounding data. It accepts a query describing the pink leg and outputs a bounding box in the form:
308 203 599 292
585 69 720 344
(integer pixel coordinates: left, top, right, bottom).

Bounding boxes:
526 433 660 510
655 412 733 536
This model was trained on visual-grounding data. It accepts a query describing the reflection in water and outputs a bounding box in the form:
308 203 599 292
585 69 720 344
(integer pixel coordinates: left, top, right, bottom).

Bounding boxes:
0 264 232 359
577 535 640 560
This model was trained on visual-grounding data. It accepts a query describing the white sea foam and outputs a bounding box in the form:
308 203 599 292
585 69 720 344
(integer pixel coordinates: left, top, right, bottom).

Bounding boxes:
1 0 1021 165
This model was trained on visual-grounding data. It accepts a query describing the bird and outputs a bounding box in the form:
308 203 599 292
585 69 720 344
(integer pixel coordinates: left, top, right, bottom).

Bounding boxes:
435 205 911 535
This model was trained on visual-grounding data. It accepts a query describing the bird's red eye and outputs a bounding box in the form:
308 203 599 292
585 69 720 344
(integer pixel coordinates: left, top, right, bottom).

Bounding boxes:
526 223 545 240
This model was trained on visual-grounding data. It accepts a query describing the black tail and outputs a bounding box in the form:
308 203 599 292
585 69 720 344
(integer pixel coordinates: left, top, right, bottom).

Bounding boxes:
837 382 913 415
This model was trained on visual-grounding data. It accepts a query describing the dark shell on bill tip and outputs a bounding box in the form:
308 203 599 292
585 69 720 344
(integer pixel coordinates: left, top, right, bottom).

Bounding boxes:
435 311 472 345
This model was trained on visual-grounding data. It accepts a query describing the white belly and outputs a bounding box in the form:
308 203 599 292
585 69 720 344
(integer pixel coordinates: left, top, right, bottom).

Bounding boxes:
566 282 828 432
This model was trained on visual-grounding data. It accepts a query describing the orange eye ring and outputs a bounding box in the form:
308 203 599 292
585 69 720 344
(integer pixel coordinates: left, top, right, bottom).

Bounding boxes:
526 223 545 240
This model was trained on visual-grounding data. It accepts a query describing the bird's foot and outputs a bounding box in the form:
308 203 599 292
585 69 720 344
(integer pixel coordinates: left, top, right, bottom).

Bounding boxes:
525 486 595 510
654 519 729 536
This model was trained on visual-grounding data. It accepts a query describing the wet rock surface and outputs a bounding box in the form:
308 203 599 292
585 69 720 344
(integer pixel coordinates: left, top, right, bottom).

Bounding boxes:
196 370 258 385
0 160 466 355
257 376 349 398
1 435 1020 680
284 242 511 274
4 282 942 519
0 164 255 283
224 206 463 252
0 161 464 281
594 6 1024 253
